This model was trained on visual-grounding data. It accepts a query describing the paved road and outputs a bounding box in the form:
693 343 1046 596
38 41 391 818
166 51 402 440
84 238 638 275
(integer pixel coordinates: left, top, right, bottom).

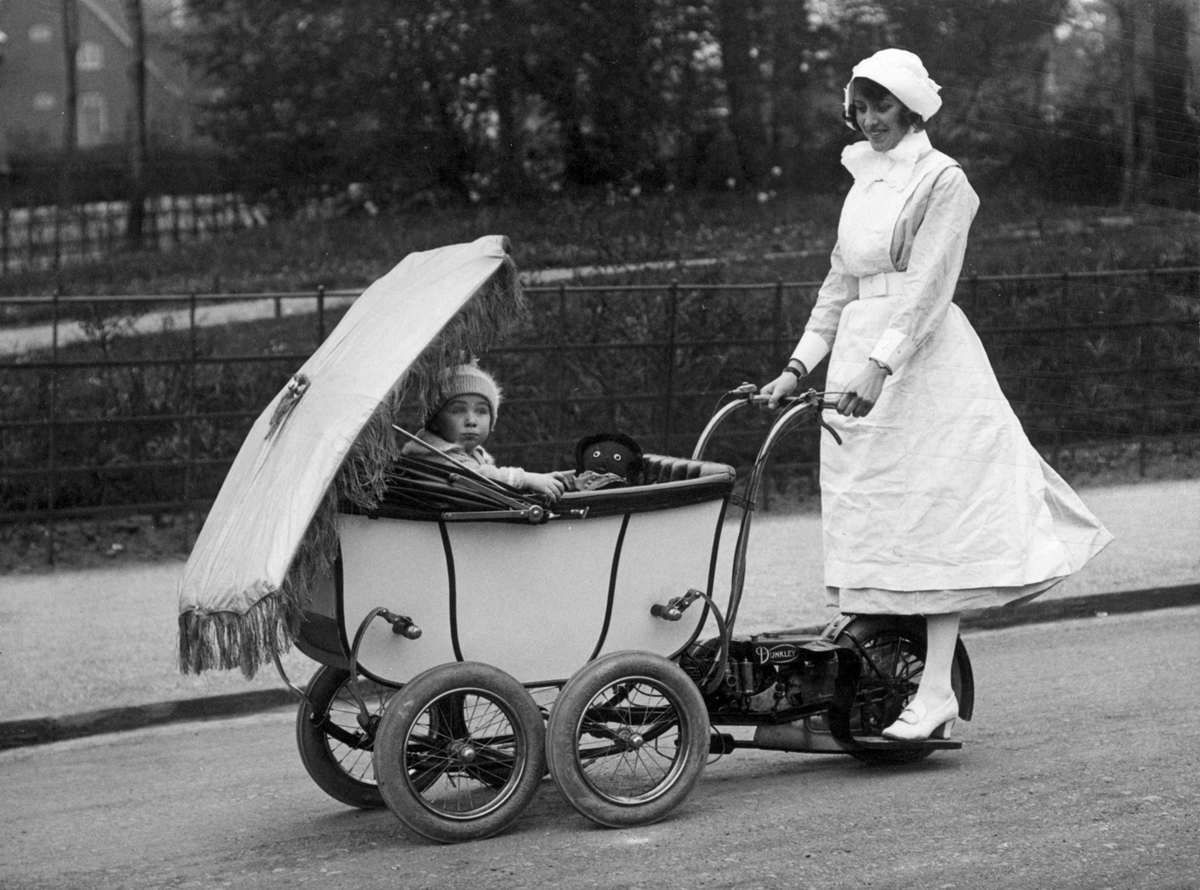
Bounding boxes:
3 606 1197 890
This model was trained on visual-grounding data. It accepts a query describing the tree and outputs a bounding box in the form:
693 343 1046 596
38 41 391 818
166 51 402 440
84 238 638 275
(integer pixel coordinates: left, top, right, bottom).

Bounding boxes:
180 0 1134 203
124 0 148 249
59 0 79 208
1146 0 1197 205
1085 0 1197 207
715 0 768 186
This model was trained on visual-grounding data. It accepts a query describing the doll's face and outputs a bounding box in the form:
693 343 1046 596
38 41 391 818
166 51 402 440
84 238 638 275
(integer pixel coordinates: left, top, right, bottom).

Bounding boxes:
430 394 492 448
582 440 637 477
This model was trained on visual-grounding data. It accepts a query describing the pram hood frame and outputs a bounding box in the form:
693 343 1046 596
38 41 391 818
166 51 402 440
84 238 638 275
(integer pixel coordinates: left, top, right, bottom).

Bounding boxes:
177 236 522 677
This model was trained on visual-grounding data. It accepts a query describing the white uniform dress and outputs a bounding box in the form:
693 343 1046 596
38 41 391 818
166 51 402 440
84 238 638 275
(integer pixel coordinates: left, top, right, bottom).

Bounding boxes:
790 130 1112 614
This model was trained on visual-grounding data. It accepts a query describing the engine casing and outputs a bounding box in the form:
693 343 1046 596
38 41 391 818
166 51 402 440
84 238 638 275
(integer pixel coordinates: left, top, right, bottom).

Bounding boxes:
680 633 841 718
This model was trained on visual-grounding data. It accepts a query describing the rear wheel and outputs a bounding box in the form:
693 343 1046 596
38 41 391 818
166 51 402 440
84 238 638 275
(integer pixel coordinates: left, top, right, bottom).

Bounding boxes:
835 615 969 765
546 651 708 828
296 665 396 808
373 662 545 844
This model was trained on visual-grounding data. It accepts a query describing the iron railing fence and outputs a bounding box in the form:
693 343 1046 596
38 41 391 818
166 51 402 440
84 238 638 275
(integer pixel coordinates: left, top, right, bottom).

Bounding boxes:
2 267 1198 554
0 193 268 274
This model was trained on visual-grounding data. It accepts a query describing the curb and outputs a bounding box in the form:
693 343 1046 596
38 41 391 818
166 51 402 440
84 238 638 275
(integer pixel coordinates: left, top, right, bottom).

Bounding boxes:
959 583 1200 631
0 688 298 752
3 584 1198 752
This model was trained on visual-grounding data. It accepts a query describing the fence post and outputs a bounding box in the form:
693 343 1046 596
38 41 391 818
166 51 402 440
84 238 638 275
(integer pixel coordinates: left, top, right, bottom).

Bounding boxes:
316 285 327 343
53 204 62 271
661 281 679 453
46 287 62 565
103 201 114 257
772 279 784 362
0 194 8 274
183 291 198 551
27 206 36 270
77 201 88 264
555 282 568 451
148 193 159 251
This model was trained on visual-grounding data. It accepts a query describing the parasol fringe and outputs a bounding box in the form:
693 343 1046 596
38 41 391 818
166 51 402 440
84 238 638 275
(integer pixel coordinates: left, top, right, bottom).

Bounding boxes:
178 256 523 676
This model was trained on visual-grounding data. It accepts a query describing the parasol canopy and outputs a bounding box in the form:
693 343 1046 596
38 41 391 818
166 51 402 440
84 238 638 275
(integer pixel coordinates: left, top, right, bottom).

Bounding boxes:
178 235 522 676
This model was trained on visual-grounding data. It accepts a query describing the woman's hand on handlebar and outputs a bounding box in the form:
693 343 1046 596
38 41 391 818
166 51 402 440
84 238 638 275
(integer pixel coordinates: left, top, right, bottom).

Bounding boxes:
760 371 802 410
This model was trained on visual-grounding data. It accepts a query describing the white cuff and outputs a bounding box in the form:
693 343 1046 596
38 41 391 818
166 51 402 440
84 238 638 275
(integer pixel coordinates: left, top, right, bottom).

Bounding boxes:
869 328 913 371
791 331 831 373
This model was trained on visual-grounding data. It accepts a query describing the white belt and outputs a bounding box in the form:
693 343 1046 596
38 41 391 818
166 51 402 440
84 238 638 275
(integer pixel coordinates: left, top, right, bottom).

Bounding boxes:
858 271 906 299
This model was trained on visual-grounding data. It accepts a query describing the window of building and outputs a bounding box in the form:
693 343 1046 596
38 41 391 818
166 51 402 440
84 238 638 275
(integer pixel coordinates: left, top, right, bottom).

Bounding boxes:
33 92 57 111
78 41 104 71
29 24 53 43
78 93 109 147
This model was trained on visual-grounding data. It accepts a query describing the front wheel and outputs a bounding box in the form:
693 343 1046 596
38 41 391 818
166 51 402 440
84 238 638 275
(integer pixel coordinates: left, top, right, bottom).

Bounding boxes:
373 662 546 844
834 615 972 765
546 651 709 828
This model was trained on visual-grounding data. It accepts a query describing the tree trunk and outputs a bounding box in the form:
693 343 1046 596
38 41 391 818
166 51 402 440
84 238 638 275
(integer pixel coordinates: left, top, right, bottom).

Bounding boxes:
124 0 148 250
60 0 79 209
1187 0 1200 209
1115 1 1135 207
1150 0 1197 206
715 0 766 187
489 0 528 198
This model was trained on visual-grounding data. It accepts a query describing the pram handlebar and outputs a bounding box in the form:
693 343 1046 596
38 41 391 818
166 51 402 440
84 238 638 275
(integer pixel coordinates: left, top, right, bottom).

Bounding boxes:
693 383 838 634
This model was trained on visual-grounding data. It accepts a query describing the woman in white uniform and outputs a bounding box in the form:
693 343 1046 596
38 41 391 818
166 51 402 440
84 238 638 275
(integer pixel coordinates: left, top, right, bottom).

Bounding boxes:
761 49 1112 742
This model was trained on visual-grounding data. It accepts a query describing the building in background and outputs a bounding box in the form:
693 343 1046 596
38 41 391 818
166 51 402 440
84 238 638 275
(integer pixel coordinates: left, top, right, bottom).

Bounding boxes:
0 0 199 158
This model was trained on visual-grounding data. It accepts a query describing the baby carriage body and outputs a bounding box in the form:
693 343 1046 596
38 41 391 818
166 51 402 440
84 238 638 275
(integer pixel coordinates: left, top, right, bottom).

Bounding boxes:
297 456 736 684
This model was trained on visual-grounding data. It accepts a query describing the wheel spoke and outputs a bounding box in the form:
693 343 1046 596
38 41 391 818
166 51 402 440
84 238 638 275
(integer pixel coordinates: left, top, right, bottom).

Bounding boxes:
398 689 527 819
573 678 685 803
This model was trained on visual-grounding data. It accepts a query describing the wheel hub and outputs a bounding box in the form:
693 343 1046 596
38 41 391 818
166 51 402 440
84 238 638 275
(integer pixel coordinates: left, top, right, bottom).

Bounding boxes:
617 728 645 749
449 739 478 763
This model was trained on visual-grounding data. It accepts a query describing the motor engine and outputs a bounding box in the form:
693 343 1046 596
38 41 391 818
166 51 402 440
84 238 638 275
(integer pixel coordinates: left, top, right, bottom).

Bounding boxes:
680 633 841 718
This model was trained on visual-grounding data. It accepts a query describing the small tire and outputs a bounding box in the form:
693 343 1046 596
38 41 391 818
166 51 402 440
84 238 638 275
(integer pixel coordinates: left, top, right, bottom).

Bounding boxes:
546 651 708 828
373 662 545 844
835 615 970 765
296 666 395 809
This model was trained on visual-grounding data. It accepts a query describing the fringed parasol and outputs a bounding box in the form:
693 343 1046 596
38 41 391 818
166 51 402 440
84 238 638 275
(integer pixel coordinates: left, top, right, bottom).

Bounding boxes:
177 235 523 676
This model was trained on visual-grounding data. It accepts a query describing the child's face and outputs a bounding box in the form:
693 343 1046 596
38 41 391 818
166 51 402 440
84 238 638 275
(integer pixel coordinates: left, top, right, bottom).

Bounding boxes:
431 394 493 447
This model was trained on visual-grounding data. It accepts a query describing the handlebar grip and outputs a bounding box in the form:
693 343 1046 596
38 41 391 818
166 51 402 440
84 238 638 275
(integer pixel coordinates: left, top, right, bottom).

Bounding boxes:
380 610 423 639
650 603 683 621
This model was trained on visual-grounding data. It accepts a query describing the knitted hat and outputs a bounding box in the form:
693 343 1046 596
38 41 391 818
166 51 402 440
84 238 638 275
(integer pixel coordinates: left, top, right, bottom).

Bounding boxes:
843 49 942 127
431 362 502 421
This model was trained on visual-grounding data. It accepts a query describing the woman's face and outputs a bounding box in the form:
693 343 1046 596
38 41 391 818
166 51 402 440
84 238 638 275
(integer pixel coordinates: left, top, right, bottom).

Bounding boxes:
851 83 908 152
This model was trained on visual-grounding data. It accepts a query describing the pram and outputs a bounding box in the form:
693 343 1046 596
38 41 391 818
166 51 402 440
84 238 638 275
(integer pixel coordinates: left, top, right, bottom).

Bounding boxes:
178 237 973 844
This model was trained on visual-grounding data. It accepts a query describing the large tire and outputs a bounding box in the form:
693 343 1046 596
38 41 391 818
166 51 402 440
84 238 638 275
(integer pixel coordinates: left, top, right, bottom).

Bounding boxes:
373 662 546 844
296 666 396 809
546 651 709 829
834 615 971 765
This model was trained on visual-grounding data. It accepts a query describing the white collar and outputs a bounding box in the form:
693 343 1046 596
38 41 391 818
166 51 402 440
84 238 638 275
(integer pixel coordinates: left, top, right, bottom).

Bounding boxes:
841 129 932 190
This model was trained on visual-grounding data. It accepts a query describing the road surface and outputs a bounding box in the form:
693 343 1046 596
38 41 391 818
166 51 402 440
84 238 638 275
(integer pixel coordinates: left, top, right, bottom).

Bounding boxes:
2 607 1197 889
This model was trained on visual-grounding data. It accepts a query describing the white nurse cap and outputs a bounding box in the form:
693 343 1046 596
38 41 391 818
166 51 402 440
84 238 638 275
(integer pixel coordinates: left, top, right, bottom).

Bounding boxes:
844 48 943 124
